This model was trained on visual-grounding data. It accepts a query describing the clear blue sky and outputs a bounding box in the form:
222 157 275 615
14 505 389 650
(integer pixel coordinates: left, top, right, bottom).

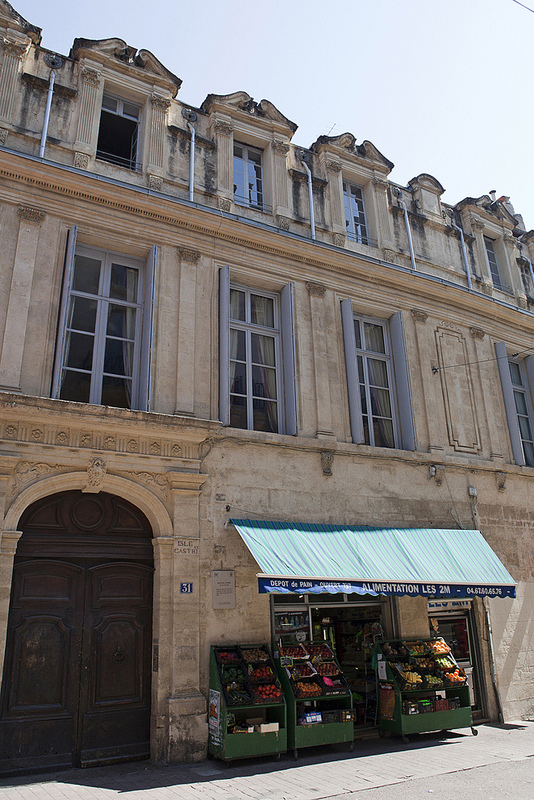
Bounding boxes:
13 0 534 230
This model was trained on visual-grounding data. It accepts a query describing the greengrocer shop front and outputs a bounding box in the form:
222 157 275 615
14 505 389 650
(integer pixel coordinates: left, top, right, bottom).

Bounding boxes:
231 521 516 727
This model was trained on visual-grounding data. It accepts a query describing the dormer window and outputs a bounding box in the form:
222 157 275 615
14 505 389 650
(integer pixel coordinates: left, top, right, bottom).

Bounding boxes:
484 235 503 290
233 143 264 209
97 93 140 171
343 181 369 245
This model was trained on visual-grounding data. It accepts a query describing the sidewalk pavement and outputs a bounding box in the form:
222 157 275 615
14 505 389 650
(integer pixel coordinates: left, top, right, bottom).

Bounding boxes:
1 721 534 800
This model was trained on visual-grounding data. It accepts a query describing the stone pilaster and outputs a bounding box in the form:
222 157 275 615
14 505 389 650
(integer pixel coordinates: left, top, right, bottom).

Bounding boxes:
74 65 102 153
372 176 394 250
148 93 171 173
0 207 46 391
325 159 345 236
213 119 234 204
272 139 291 218
0 530 23 687
0 35 30 121
306 282 335 440
175 247 201 415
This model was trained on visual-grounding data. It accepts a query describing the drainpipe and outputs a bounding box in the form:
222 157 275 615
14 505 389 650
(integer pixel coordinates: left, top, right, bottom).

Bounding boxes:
39 53 63 160
182 108 197 203
449 211 473 290
393 188 416 270
298 150 316 240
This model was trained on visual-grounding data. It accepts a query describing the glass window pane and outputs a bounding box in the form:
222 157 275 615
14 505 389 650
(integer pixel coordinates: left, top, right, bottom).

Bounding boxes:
110 264 138 302
122 101 139 119
251 295 274 327
367 358 389 388
514 390 528 416
230 395 247 429
354 319 362 349
362 415 370 445
518 414 532 441
73 255 101 295
64 331 94 370
523 440 534 467
102 95 117 112
230 360 247 395
60 370 91 403
104 338 134 376
67 296 97 333
101 375 132 408
374 417 395 448
248 149 262 165
253 398 278 433
370 387 392 418
252 364 277 400
509 361 522 386
107 305 136 339
230 290 246 321
359 381 368 415
363 322 385 353
233 144 244 159
251 334 275 366
230 328 246 361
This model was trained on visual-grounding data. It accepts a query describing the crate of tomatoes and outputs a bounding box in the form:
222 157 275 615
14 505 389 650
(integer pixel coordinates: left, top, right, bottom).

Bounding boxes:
253 681 283 704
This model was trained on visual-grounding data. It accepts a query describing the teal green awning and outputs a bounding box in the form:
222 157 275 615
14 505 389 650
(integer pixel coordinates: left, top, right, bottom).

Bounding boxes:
231 520 516 599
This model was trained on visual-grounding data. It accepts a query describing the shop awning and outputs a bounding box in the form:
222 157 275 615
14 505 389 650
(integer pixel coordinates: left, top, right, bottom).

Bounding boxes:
231 520 516 599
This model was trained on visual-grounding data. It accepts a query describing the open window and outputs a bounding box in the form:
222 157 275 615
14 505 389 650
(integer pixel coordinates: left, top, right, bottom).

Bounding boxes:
96 93 141 171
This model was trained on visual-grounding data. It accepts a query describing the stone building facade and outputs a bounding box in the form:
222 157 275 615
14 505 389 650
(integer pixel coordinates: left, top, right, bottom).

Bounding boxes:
0 0 533 774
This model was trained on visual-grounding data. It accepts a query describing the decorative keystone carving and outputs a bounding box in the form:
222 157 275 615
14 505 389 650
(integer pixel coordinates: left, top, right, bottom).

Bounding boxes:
411 309 428 323
321 451 334 476
0 128 8 146
218 197 232 212
333 233 345 248
470 326 485 340
272 140 290 156
148 175 163 191
276 215 290 231
83 456 107 493
306 281 326 297
326 159 342 174
151 93 171 111
214 120 233 137
18 207 45 224
178 246 201 264
496 471 506 492
74 152 90 169
80 66 101 86
429 464 445 486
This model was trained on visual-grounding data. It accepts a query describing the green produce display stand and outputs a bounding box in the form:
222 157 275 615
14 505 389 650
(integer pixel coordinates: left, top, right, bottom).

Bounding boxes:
208 645 287 762
376 638 475 741
274 642 354 759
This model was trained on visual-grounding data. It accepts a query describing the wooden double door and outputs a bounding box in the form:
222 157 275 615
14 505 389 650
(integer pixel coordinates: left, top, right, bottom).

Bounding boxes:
0 491 154 776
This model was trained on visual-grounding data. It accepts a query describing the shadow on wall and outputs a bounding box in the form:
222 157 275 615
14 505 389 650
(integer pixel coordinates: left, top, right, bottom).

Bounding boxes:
490 584 534 718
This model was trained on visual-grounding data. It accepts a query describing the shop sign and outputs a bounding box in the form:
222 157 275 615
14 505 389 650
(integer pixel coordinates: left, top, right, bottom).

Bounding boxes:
427 599 471 611
212 570 236 609
258 577 515 599
379 683 396 720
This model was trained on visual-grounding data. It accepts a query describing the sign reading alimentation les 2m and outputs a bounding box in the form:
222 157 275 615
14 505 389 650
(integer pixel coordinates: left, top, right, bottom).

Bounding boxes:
212 570 236 609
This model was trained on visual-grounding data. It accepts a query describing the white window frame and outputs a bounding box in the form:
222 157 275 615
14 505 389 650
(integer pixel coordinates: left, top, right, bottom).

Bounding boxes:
219 267 298 435
508 358 534 467
96 92 141 171
484 235 503 290
233 142 264 210
343 181 369 245
52 230 157 411
341 301 415 450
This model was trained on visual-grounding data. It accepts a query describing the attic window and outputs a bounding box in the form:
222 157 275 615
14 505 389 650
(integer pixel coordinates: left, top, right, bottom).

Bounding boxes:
96 94 140 171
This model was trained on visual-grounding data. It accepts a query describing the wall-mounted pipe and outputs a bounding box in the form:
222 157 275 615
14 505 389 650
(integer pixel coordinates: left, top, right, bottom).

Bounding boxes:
39 54 63 160
182 108 197 203
393 188 416 270
298 150 315 240
449 212 472 290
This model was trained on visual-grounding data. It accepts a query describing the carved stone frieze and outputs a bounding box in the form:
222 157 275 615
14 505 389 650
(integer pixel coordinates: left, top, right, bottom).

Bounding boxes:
178 246 201 264
12 461 60 491
218 197 231 212
0 128 8 146
80 66 101 86
321 451 334 476
333 233 345 248
306 281 326 297
83 457 107 493
276 215 290 231
124 470 169 498
411 309 428 323
469 326 485 340
18 207 45 224
496 471 506 492
214 120 233 137
383 248 396 263
148 175 163 191
74 152 90 170
272 140 290 156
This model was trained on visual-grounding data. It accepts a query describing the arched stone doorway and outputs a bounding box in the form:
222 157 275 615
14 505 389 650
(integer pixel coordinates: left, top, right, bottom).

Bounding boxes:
0 491 154 776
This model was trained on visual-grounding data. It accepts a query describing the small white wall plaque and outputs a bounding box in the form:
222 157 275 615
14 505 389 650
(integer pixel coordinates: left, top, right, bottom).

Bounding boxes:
212 570 236 609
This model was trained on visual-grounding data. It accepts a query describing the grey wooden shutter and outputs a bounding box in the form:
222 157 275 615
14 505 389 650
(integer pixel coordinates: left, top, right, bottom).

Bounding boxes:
138 245 157 411
51 225 77 398
219 265 230 425
341 298 364 444
390 310 416 451
281 282 298 436
495 341 525 465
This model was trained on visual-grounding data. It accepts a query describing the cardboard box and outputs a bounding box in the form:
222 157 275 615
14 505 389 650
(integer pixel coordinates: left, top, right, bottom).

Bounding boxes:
255 722 279 734
246 717 264 726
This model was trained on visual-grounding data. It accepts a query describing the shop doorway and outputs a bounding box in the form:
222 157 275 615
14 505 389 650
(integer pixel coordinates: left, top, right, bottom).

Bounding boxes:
0 491 153 776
